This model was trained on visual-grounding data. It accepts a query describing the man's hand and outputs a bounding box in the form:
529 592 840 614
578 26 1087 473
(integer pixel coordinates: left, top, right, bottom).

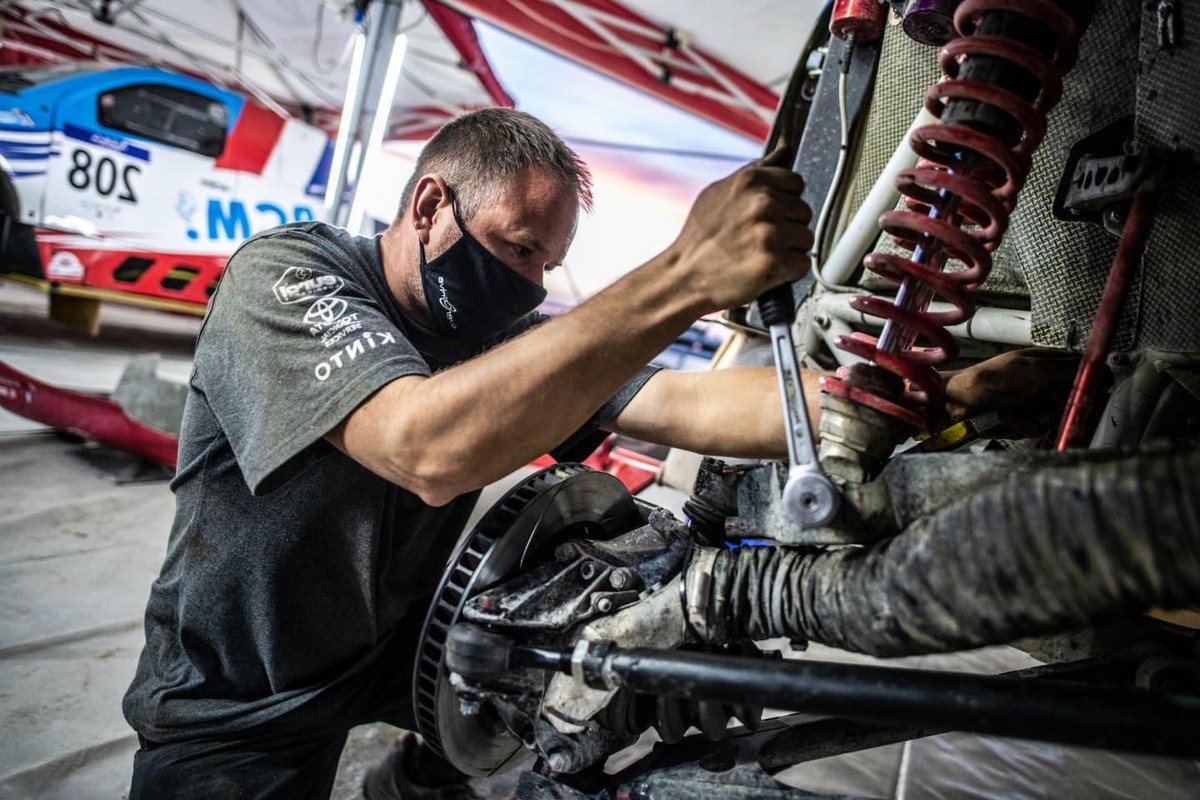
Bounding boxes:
939 348 1081 437
668 147 814 312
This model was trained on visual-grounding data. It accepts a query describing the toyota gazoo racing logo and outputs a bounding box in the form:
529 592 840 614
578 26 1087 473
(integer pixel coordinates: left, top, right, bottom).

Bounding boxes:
273 267 345 305
304 296 349 325
437 275 457 329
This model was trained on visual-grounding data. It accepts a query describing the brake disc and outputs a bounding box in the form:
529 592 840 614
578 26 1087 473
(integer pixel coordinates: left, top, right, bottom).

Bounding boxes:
412 463 641 777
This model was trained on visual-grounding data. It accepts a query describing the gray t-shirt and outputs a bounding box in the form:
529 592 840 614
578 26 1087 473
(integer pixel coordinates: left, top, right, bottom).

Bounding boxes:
123 221 655 741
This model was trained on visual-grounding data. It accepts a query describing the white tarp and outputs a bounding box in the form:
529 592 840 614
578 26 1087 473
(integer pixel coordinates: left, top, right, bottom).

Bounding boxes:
4 1 504 136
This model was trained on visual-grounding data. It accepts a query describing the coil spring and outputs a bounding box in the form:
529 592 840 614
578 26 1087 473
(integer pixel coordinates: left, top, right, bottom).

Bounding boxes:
825 0 1083 428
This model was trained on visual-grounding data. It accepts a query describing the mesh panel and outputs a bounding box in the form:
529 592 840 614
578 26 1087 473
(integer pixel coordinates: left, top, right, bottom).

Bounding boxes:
842 2 1173 350
1133 0 1200 353
1012 0 1139 349
842 20 942 220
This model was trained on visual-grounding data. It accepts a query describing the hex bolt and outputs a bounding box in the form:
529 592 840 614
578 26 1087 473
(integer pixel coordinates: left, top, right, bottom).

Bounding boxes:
579 562 596 580
546 750 571 773
596 597 614 613
609 568 630 589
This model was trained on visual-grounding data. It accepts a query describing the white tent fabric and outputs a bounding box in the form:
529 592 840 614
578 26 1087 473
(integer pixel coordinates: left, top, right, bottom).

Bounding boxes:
3 0 506 137
3 0 815 144
436 0 815 141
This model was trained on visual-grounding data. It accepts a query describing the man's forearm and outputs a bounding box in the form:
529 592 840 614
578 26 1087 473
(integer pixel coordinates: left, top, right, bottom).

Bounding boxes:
609 366 825 460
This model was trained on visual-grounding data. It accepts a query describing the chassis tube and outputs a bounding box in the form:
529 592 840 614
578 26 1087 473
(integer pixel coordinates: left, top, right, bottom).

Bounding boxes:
574 646 1200 758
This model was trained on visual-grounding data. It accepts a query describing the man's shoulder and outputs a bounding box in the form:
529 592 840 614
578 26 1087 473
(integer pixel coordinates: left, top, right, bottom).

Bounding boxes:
201 220 386 343
220 222 379 299
235 221 365 260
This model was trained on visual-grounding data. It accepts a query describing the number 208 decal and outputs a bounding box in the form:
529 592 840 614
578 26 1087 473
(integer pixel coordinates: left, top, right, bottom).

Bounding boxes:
67 147 140 204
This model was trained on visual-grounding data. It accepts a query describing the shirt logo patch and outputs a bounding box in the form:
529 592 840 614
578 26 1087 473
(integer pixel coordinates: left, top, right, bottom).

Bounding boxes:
273 266 345 305
313 331 397 381
304 296 349 325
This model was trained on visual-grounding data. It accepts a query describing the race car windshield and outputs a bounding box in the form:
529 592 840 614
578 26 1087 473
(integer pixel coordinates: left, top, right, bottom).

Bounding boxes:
98 84 228 158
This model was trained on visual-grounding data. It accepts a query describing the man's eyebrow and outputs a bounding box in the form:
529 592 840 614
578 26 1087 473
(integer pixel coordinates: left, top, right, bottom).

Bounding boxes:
506 229 545 254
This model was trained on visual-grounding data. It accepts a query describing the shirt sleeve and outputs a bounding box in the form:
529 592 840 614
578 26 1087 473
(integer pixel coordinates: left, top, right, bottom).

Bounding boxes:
193 229 430 494
494 311 663 463
550 364 662 463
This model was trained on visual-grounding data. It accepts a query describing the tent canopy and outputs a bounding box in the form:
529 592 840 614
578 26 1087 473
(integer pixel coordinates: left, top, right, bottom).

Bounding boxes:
1 0 819 143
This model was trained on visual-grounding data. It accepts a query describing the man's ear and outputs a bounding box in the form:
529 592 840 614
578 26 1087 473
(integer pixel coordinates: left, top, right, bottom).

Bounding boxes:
410 175 450 245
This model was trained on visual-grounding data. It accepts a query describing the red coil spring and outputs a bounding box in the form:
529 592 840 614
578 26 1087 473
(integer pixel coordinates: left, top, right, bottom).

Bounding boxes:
825 0 1081 429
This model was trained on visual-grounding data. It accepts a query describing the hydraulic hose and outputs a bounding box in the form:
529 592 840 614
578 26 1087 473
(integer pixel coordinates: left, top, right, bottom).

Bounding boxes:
693 446 1200 656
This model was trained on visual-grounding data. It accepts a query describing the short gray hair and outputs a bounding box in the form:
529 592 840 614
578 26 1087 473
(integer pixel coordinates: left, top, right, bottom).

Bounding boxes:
396 108 592 223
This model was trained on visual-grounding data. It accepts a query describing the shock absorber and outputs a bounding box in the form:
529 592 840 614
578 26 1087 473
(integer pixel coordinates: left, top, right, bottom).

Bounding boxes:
819 0 1087 484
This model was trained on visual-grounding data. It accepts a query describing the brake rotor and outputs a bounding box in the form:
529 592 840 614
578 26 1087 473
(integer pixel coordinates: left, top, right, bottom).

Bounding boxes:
412 463 641 777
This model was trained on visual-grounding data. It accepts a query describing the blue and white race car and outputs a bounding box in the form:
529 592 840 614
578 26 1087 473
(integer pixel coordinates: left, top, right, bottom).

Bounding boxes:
0 61 331 321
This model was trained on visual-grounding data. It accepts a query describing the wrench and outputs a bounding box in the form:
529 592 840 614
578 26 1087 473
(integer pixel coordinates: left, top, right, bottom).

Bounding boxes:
761 289 840 528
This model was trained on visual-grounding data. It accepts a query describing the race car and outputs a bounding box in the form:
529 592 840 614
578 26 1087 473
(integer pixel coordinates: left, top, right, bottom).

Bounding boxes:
0 61 331 331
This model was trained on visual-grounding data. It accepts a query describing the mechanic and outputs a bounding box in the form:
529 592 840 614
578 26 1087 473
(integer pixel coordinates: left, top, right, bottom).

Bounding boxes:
122 108 1066 800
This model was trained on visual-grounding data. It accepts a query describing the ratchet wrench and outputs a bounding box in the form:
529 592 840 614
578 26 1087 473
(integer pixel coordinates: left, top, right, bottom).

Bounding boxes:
759 284 840 527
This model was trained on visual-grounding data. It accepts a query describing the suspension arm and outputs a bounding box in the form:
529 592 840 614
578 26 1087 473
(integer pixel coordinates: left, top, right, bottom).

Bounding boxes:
446 624 1200 759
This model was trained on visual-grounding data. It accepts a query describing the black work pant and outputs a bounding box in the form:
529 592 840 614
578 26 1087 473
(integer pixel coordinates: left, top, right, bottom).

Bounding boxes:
129 603 463 799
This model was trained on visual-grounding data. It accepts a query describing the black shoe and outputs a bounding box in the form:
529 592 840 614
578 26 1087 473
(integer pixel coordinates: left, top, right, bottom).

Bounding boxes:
362 736 480 800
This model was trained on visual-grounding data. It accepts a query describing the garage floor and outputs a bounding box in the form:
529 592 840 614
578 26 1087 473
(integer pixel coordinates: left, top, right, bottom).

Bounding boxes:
1 280 1196 799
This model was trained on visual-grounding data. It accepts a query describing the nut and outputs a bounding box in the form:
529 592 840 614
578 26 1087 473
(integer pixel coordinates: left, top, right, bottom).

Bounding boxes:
609 568 630 589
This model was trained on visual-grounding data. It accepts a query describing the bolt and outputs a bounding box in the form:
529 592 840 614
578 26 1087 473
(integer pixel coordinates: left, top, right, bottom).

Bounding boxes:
596 597 614 613
1102 206 1126 237
609 568 630 589
579 562 596 580
546 750 571 773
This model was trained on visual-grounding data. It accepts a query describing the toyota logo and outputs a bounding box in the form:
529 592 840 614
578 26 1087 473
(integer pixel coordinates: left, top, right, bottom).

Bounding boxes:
304 297 348 325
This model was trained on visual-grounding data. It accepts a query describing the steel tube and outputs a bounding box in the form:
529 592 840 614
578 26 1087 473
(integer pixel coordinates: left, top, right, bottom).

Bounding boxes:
1056 187 1156 450
592 647 1200 758
816 292 1032 347
819 107 935 287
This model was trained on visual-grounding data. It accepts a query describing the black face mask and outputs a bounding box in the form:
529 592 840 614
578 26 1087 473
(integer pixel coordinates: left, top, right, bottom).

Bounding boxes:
418 208 548 342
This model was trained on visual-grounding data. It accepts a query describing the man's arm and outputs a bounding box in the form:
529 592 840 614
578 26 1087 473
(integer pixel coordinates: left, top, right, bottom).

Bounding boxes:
604 366 818 460
605 348 1080 462
328 150 813 505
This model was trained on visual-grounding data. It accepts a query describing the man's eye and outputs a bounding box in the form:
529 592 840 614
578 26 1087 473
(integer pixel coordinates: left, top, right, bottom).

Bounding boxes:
513 245 532 259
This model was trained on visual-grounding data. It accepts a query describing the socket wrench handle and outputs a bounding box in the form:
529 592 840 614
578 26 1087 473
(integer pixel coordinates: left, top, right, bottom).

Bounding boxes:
767 318 840 528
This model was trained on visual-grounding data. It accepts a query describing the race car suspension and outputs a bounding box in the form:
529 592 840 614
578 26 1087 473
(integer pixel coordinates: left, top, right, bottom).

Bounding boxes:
445 623 1200 759
594 642 767 744
820 0 1087 481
